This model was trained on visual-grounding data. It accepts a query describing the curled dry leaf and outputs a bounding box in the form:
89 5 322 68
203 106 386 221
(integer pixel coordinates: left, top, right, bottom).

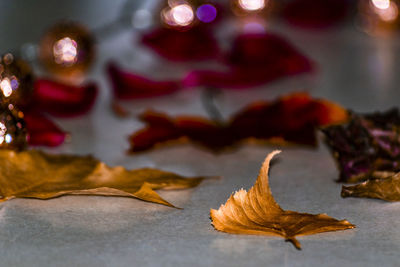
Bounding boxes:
129 93 348 153
210 151 355 250
0 150 207 207
342 172 400 201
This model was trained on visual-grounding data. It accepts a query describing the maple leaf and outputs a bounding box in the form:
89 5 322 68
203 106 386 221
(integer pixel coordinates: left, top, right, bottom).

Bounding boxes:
210 151 355 250
341 172 400 201
0 150 207 208
129 93 348 153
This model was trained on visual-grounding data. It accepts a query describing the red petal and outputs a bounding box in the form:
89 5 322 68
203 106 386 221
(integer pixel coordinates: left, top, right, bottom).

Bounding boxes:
129 93 348 152
183 33 313 89
281 0 351 29
141 26 220 61
107 62 182 100
24 111 66 147
33 79 98 117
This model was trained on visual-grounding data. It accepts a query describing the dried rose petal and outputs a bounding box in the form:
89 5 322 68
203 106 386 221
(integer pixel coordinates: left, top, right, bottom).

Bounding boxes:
107 62 182 100
281 0 351 29
183 33 313 89
141 26 220 61
129 93 348 152
24 111 67 147
33 79 98 117
322 109 400 183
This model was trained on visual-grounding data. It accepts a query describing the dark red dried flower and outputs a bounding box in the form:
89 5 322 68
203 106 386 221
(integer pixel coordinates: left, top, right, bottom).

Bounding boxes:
129 93 348 152
281 0 351 29
107 62 182 100
33 79 98 117
141 26 220 61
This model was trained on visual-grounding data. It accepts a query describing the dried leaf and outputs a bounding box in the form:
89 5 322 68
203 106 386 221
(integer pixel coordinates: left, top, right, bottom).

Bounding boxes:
129 93 348 153
210 151 355 250
322 108 400 183
0 150 207 207
341 172 400 201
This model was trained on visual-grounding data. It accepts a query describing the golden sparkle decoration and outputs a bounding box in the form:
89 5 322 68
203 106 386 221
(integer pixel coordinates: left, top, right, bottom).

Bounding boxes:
39 21 95 78
0 53 34 106
210 151 355 250
0 104 27 151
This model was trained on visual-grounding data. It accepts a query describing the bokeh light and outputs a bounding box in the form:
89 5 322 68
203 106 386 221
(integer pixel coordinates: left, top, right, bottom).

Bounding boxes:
0 78 12 98
371 0 391 9
196 4 217 23
238 0 266 11
162 3 195 27
0 53 34 106
53 37 78 66
373 0 399 21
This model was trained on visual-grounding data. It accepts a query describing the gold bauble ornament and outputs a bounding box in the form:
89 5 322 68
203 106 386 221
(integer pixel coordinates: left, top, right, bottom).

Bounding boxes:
0 53 34 107
0 104 28 150
39 21 95 78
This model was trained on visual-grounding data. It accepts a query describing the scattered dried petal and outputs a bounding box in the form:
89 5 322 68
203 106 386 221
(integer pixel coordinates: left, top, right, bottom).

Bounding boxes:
107 62 181 100
183 33 313 89
33 79 98 117
281 0 351 29
322 108 400 183
24 111 67 147
141 26 220 61
210 151 355 250
129 93 348 153
0 150 208 207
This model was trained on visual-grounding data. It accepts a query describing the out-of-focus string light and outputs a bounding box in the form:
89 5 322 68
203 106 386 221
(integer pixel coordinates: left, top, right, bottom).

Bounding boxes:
371 0 391 9
238 0 266 11
196 4 217 23
162 3 195 27
39 21 95 79
0 78 13 98
372 0 399 22
53 37 78 66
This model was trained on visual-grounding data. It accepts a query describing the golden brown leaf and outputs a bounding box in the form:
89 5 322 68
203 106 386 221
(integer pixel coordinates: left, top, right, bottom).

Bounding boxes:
0 150 207 207
342 172 400 201
210 151 355 250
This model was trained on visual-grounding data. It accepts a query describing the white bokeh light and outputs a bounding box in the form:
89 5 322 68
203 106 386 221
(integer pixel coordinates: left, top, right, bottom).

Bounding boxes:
238 0 266 11
53 37 78 65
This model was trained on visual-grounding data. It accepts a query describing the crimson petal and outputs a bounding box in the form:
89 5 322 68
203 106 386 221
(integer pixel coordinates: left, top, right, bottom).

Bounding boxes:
33 79 98 117
129 93 348 153
183 33 313 89
107 62 182 100
141 26 220 61
24 111 67 147
281 0 351 29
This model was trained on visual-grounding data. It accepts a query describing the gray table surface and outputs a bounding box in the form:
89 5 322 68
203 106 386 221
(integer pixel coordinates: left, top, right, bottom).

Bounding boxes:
1 1 400 266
